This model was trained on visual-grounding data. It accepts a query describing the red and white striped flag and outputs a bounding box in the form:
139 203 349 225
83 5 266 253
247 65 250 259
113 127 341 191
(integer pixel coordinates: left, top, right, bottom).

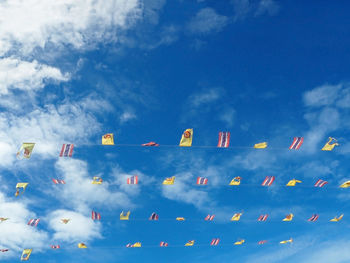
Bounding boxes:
149 213 159 220
217 132 230 148
0 249 9 252
142 142 159 146
314 179 328 187
126 243 132 248
52 179 66 184
210 238 220 246
258 240 267 245
261 176 275 186
289 137 304 150
196 177 208 185
91 211 101 221
160 241 168 247
308 214 319 222
28 218 40 227
258 214 268 221
59 144 74 157
51 245 60 249
205 215 215 221
127 175 138 185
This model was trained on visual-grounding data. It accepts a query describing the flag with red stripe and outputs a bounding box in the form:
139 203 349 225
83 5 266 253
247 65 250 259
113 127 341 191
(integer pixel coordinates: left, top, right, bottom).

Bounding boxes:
217 132 230 148
308 214 319 222
210 238 220 246
258 240 267 245
91 211 101 220
196 177 208 185
127 175 138 185
0 249 9 252
28 218 40 226
314 179 328 187
142 142 159 146
59 144 74 157
160 241 168 247
149 212 159 220
51 245 60 249
289 137 304 150
204 214 215 221
258 214 268 221
261 176 275 186
52 179 65 184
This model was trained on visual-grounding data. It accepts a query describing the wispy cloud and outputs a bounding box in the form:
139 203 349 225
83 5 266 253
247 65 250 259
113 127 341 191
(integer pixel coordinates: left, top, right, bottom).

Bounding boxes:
231 0 279 20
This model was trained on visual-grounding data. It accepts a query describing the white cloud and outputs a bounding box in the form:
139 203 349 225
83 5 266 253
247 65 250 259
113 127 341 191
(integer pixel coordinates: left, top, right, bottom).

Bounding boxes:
303 84 342 107
0 57 69 95
190 88 222 107
232 0 279 20
218 107 236 127
255 0 279 16
47 209 101 243
119 111 137 124
187 8 229 35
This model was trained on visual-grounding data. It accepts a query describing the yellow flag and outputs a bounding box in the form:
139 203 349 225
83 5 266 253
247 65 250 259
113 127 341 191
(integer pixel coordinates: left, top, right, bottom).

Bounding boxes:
234 239 245 245
185 240 195 246
254 142 267 149
15 183 28 197
61 218 70 224
330 214 343 222
282 214 294 221
163 176 175 185
120 211 130 220
0 217 8 222
92 177 103 184
340 181 350 188
78 243 87 248
102 133 114 145
17 143 35 159
280 238 293 244
231 213 242 221
321 137 339 151
132 242 142 247
179 129 193 147
286 179 302 186
21 249 32 261
176 217 185 221
229 177 241 186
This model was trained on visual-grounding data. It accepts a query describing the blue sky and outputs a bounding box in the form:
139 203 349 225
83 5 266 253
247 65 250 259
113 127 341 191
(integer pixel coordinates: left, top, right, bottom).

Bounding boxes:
1 0 350 262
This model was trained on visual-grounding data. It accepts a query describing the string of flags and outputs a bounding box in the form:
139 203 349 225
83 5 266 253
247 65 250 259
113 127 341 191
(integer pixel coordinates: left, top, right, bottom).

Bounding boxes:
15 131 341 160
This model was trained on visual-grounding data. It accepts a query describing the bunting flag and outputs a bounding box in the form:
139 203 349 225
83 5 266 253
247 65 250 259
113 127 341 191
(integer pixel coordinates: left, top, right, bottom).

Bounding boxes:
15 183 28 197
120 211 130 220
258 240 267 245
231 213 242 221
132 242 142 247
204 215 215 221
0 217 9 222
160 242 168 247
78 243 87 248
210 238 220 246
280 238 293 244
17 143 35 159
179 129 193 147
176 217 185 221
91 211 101 221
0 249 9 252
27 218 40 227
261 176 275 186
258 214 268 221
308 214 319 222
163 176 175 185
234 239 245 245
330 214 343 222
283 214 294 221
185 240 195 246
21 249 32 261
196 177 208 185
254 142 267 149
51 245 60 249
149 213 159 220
217 132 230 148
314 179 328 187
142 142 159 146
61 219 70 224
52 179 65 184
339 181 350 188
127 175 138 185
59 144 74 157
102 133 114 145
286 179 302 186
229 176 241 186
321 137 339 151
92 176 103 184
289 137 304 150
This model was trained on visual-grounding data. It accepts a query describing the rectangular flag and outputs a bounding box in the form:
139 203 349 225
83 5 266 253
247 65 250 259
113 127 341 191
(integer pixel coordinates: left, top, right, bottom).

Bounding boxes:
258 214 268 221
231 213 242 221
142 142 159 146
59 144 74 157
17 143 35 159
314 179 328 187
308 214 319 222
0 249 9 252
217 132 230 148
127 175 138 185
261 176 275 186
258 240 267 245
102 133 114 145
254 142 267 149
185 240 195 246
149 212 159 220
160 242 168 247
210 238 220 246
91 211 101 220
163 176 175 185
179 129 193 147
21 249 32 261
120 211 130 220
52 179 65 184
283 214 294 221
289 137 304 150
27 219 40 227
196 177 208 185
204 215 215 221
92 176 103 184
51 245 60 249
229 176 241 185
321 137 339 151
